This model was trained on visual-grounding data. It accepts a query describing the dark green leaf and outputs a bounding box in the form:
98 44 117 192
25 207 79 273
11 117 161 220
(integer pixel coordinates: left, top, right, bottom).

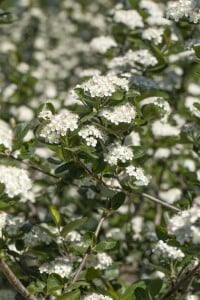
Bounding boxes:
111 192 126 210
95 238 116 252
61 217 87 237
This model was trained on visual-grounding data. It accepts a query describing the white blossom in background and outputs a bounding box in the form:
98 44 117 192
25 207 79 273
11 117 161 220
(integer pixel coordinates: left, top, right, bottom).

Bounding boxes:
104 143 133 166
131 216 144 240
168 206 200 244
99 103 136 125
39 257 72 278
124 131 141 146
126 49 158 68
182 159 196 172
197 169 200 181
95 252 113 270
167 0 200 23
154 148 171 159
159 188 182 204
78 68 101 78
0 120 13 151
185 96 200 118
75 74 129 98
83 294 113 300
39 110 79 144
153 240 185 260
186 295 200 300
106 228 125 240
142 28 164 45
113 9 144 30
126 166 150 186
0 212 7 236
0 165 33 201
78 125 106 147
188 82 200 95
24 226 52 247
152 121 180 137
5 216 24 236
90 36 117 54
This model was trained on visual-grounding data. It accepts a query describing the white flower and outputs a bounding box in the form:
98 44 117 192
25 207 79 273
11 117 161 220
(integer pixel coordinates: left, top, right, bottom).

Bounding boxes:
167 0 200 23
99 103 136 125
24 226 52 247
113 9 144 29
90 36 117 54
0 165 33 201
104 144 133 166
95 252 113 270
126 166 150 186
66 231 82 243
40 110 79 144
142 28 164 45
83 293 113 300
159 188 182 204
39 257 72 278
131 216 144 240
0 120 13 151
154 148 171 159
153 240 185 260
75 74 129 98
168 206 200 244
78 125 106 147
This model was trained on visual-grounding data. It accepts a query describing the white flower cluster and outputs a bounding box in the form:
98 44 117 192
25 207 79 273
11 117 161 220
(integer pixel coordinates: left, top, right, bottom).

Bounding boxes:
99 103 136 125
167 0 200 23
90 36 117 54
39 110 79 144
168 206 200 244
113 9 144 30
66 230 82 243
0 165 33 201
0 120 13 151
5 216 24 236
124 131 141 146
153 240 185 260
104 144 133 166
95 252 113 270
152 121 180 137
83 294 112 300
39 257 72 278
142 28 164 45
126 166 150 186
78 125 106 147
76 74 129 98
24 226 52 247
140 0 171 26
109 50 158 70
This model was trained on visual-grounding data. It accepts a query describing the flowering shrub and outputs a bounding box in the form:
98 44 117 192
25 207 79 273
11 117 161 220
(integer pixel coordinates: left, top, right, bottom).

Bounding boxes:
0 0 200 299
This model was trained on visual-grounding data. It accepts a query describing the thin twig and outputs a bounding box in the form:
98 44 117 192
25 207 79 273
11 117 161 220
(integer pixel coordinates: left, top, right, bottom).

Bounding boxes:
160 262 200 300
71 213 106 284
0 258 37 300
141 193 181 213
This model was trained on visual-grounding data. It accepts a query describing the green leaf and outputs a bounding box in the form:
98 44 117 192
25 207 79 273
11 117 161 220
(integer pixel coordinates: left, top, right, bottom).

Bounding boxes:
95 238 116 252
61 217 87 237
147 278 163 298
47 274 63 294
122 281 146 300
193 44 200 59
28 280 45 294
142 104 164 121
13 122 31 149
156 225 169 241
85 267 101 280
83 231 97 248
50 205 61 226
54 163 69 174
134 288 149 300
58 290 80 300
111 192 126 210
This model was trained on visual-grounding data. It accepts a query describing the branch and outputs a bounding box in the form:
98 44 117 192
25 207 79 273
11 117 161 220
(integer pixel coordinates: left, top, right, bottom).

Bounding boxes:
71 213 106 284
0 258 37 300
160 262 200 300
141 193 181 213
